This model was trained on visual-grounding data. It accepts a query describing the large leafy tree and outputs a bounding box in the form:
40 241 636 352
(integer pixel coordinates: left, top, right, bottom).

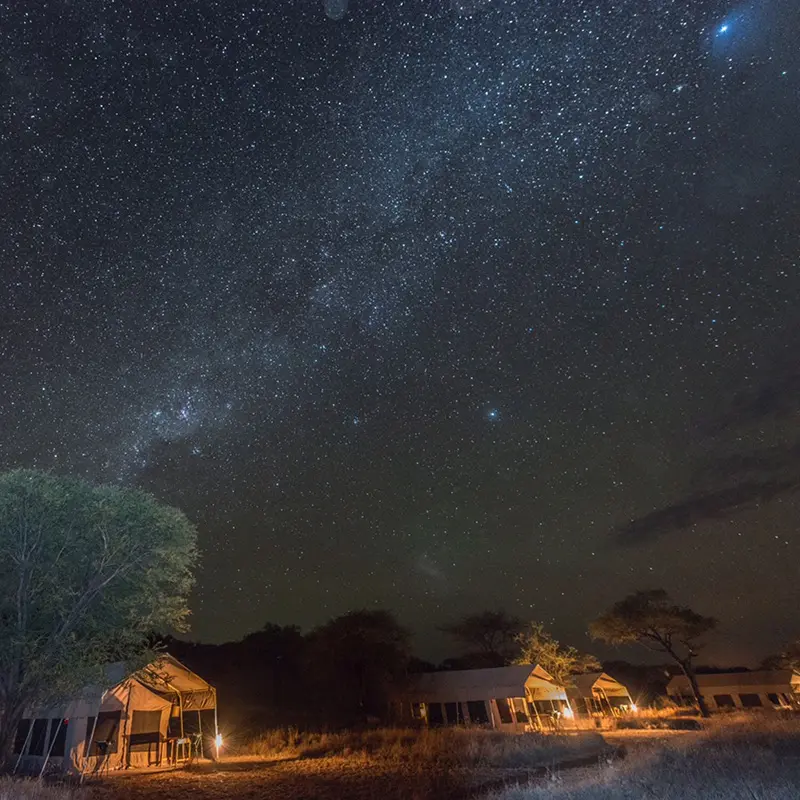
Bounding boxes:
439 610 522 666
514 622 600 686
0 469 197 766
590 590 716 718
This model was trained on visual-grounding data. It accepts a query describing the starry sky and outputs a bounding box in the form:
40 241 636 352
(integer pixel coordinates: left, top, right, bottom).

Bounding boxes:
2 0 799 665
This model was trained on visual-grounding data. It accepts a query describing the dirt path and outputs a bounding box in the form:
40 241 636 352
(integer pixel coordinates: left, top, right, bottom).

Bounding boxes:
85 756 469 800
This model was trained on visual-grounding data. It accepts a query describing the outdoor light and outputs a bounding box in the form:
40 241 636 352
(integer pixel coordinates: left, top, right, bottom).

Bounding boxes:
562 706 574 719
630 703 638 713
215 733 223 749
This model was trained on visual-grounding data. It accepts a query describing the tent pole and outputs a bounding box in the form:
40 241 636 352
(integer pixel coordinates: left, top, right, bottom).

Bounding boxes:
213 691 220 761
80 702 102 785
197 710 203 759
39 718 63 781
121 680 133 769
13 719 34 775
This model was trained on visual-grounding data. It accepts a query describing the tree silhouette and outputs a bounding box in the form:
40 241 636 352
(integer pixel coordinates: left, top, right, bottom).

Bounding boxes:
439 610 522 665
590 590 716 718
305 609 411 724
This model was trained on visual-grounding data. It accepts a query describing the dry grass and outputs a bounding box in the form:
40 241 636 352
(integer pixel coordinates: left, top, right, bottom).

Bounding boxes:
246 726 606 770
489 713 800 799
0 778 73 800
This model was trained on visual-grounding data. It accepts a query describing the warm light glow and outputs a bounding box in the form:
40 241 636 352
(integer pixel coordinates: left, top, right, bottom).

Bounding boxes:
630 703 638 713
562 706 574 718
215 733 223 749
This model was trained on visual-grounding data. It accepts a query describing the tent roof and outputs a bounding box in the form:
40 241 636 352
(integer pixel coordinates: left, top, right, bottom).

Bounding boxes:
570 672 630 696
408 664 560 702
667 670 800 691
136 653 214 696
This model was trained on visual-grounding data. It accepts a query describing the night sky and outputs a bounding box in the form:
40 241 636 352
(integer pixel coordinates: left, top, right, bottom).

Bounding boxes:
2 0 799 664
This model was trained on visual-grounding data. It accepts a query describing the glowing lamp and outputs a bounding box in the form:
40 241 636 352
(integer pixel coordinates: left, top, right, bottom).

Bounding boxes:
562 706 574 719
215 733 223 749
630 703 638 713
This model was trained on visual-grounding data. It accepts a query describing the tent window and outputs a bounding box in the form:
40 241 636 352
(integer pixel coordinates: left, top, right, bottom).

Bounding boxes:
513 698 529 723
767 693 781 706
29 719 49 756
444 702 462 724
466 701 489 724
131 710 162 735
410 702 423 719
495 698 513 724
739 694 762 708
85 711 121 756
427 703 444 726
13 720 31 754
48 719 68 758
713 694 735 708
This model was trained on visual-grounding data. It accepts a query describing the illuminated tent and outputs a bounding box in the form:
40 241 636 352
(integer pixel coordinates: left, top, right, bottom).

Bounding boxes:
666 670 800 711
12 654 218 776
397 664 571 731
567 672 636 716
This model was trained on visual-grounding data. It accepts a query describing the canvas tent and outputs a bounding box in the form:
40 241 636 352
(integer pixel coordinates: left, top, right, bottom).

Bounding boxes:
666 670 800 712
397 664 571 731
13 654 218 776
567 672 636 717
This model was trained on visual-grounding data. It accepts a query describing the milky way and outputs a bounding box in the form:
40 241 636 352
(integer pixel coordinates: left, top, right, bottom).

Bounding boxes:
1 0 799 662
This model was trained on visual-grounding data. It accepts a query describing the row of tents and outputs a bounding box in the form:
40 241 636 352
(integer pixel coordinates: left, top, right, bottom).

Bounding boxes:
12 654 800 776
393 665 636 731
394 665 800 731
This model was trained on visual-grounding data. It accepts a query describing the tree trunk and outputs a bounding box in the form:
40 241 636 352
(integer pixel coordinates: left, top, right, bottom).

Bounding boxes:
681 662 711 718
0 702 26 773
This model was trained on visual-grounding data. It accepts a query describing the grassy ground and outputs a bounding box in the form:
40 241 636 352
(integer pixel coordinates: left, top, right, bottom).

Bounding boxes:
82 727 608 799
0 778 74 799
488 713 800 800
246 726 606 769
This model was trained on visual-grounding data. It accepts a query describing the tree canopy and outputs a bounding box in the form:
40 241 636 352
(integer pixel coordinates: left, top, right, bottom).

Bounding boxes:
0 469 197 764
305 609 411 724
514 622 600 686
439 610 522 665
760 639 800 671
590 589 716 717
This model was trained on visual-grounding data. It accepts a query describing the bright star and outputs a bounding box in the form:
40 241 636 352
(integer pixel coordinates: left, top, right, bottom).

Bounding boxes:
487 409 499 420
719 24 729 33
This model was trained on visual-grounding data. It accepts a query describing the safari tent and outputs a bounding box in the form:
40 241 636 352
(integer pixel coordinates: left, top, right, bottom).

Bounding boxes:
666 670 800 712
397 664 571 731
13 654 218 776
567 672 636 717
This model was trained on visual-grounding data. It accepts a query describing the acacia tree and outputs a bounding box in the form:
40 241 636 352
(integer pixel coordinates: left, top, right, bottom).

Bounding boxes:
760 639 800 671
589 589 716 718
439 610 522 665
514 622 600 686
0 469 197 767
